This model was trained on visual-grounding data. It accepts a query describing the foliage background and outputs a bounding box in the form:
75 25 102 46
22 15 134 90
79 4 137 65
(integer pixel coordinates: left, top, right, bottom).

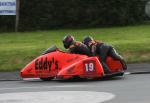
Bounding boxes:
0 0 148 31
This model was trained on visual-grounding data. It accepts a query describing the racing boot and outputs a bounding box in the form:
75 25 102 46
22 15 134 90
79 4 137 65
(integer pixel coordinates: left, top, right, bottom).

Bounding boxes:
102 62 111 74
120 59 127 70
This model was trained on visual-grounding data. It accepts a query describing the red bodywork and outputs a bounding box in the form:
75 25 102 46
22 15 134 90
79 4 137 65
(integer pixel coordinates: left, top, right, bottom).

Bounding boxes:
20 49 124 80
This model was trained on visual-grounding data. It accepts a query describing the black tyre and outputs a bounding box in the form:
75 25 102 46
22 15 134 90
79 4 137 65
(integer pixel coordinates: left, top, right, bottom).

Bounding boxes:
104 71 124 78
40 77 54 81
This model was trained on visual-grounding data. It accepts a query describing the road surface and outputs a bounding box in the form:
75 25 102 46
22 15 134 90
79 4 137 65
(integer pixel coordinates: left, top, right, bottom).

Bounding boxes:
0 63 150 103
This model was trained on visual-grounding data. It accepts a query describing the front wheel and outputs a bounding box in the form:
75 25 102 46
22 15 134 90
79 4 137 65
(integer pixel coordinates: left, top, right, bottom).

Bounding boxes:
40 77 54 81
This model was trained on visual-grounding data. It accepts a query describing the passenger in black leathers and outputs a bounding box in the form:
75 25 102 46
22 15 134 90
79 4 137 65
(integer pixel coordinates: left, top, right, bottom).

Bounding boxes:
82 36 127 74
63 35 91 56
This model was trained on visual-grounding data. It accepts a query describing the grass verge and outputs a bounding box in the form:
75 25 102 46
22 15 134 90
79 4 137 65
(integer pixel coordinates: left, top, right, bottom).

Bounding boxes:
0 24 150 71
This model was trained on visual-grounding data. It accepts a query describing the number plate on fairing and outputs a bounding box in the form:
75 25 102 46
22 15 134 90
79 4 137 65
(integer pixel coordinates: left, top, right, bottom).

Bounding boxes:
83 60 96 74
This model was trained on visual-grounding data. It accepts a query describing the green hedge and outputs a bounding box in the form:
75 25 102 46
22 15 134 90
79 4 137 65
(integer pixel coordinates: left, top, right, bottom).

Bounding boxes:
0 0 148 31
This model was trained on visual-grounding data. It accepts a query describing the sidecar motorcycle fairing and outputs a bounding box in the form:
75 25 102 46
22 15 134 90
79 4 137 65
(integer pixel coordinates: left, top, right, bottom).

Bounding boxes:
20 47 125 80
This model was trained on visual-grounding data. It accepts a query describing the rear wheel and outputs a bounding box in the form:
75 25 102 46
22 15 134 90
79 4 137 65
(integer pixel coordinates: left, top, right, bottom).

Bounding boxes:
104 71 124 78
40 77 54 81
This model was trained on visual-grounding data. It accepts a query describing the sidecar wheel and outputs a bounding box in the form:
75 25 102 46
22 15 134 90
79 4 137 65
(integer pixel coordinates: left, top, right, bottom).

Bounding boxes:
40 77 54 81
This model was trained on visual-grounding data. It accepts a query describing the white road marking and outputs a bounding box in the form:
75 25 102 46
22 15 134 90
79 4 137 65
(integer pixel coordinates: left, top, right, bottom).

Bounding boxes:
124 72 131 75
23 78 40 80
0 91 115 103
0 85 87 90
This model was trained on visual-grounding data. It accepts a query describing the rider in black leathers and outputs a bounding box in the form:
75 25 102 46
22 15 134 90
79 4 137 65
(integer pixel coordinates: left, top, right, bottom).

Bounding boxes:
63 35 91 56
82 36 127 74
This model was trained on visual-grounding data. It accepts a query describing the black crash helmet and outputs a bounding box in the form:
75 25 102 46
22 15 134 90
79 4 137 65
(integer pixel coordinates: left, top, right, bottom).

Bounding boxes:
63 35 75 49
82 36 93 46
